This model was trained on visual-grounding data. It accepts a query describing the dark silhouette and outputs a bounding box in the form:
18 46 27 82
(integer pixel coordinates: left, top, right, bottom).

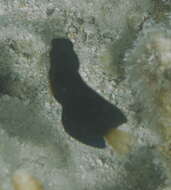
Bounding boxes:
49 38 127 148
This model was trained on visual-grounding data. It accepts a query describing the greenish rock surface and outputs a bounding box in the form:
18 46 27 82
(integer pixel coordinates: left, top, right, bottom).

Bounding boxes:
0 0 171 190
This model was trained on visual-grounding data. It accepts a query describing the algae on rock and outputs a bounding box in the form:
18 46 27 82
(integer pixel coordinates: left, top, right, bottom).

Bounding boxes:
125 25 171 185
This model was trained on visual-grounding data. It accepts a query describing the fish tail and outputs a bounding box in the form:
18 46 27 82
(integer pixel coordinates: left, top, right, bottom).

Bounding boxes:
104 128 135 154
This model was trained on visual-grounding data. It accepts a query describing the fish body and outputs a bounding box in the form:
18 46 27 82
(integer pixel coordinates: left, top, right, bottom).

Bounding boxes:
49 38 127 148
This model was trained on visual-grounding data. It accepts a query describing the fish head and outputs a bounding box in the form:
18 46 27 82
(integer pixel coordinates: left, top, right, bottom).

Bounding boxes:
50 38 79 72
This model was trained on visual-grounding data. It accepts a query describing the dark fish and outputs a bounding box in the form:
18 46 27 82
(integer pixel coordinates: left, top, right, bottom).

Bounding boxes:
49 38 127 148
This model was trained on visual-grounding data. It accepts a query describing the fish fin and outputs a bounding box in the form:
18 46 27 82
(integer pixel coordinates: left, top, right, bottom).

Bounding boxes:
48 87 55 105
104 128 135 154
77 135 106 148
48 79 53 96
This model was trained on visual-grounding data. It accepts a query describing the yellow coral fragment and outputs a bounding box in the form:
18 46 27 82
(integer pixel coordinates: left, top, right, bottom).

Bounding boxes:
12 171 44 190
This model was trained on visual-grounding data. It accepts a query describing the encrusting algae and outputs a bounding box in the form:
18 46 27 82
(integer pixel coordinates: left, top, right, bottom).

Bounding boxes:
125 27 171 176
